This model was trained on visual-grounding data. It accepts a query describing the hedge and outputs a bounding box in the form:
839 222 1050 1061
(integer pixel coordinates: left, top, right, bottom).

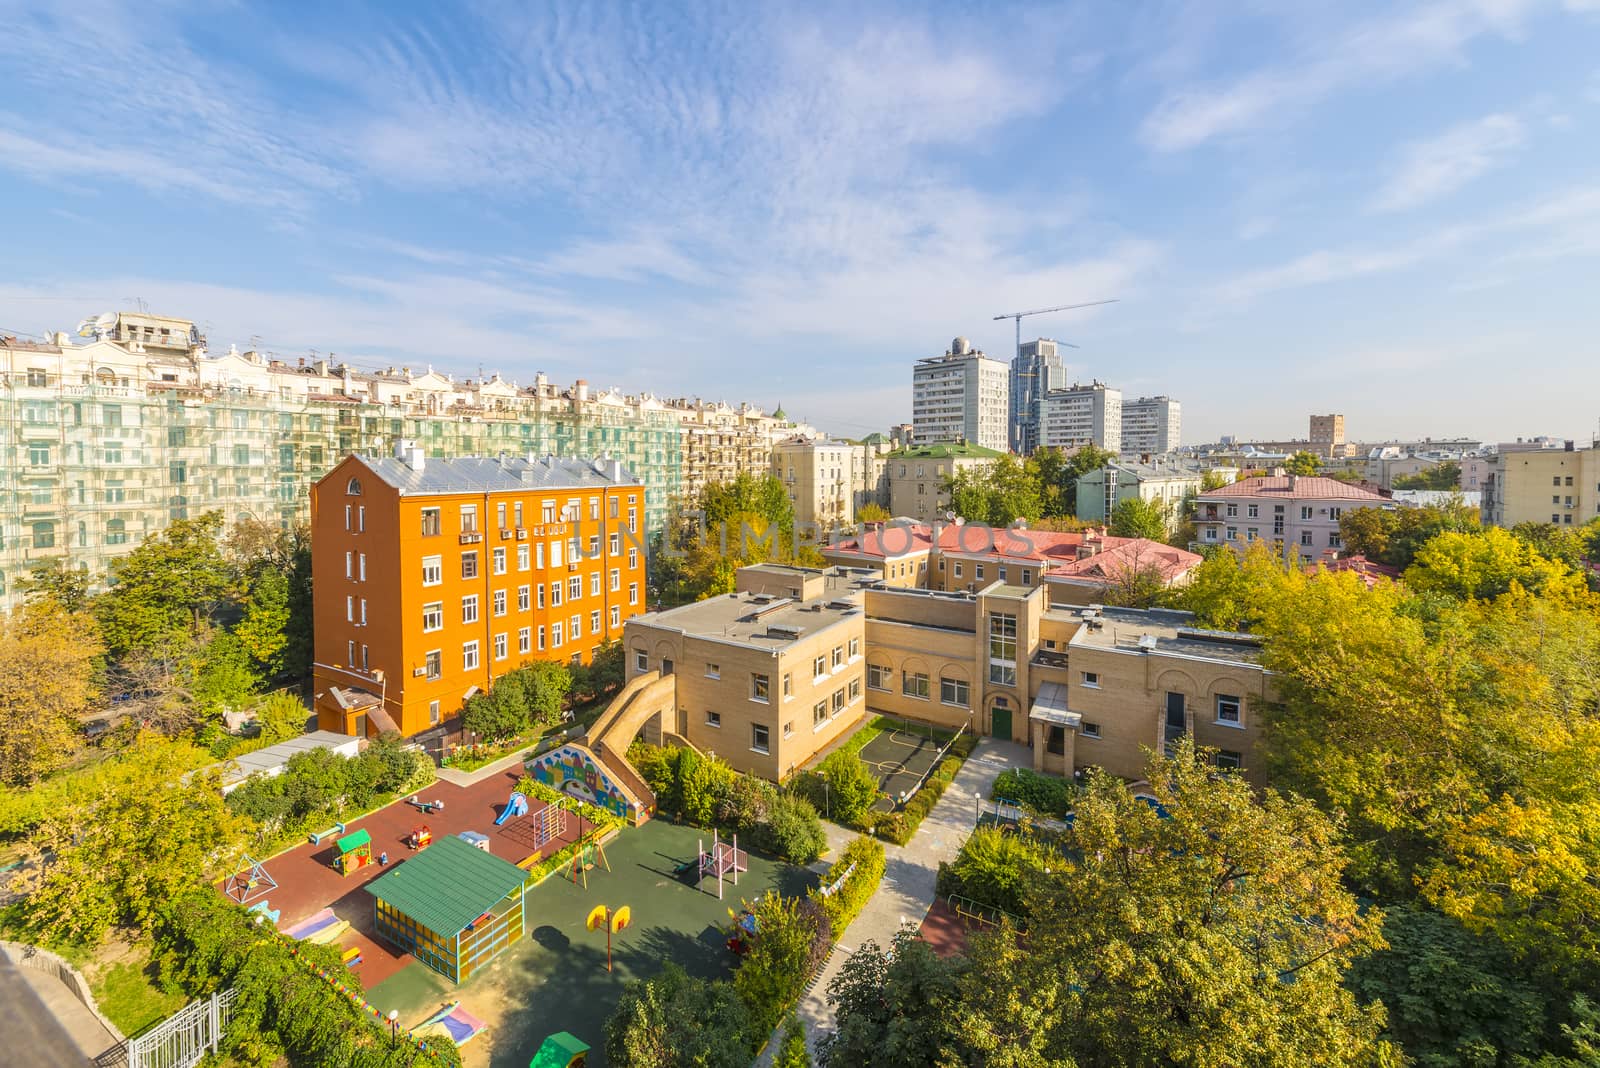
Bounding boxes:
991 768 1078 819
810 835 885 936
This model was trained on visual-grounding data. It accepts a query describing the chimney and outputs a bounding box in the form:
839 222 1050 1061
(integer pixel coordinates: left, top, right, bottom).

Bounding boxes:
395 438 425 473
1288 474 1298 490
575 379 590 403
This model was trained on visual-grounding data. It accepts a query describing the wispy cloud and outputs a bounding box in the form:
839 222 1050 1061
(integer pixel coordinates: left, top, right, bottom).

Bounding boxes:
1140 1 1546 151
1372 112 1525 212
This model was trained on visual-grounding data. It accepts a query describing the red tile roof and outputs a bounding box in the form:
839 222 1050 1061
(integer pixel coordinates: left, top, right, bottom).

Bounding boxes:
826 523 937 559
936 524 1114 563
1045 540 1202 584
1200 475 1387 500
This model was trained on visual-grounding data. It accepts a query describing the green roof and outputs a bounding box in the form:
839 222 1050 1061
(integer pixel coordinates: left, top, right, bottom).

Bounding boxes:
338 828 371 853
366 834 527 937
531 1032 591 1067
886 442 1006 460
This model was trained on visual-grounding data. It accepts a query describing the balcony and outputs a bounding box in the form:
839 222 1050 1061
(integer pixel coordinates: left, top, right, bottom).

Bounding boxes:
1031 648 1070 669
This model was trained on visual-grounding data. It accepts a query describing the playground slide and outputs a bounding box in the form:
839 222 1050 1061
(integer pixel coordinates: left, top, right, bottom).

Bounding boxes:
577 670 682 816
494 791 528 826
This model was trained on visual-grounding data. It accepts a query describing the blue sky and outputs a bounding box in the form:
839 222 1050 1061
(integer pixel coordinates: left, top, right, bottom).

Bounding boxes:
1 0 1598 444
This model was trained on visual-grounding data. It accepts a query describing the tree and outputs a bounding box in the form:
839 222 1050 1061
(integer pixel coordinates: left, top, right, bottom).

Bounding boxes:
960 741 1388 1065
1349 904 1550 1067
944 455 1042 525
1172 539 1292 631
604 962 754 1067
1511 521 1590 572
252 691 309 744
15 557 93 613
856 501 890 524
734 891 831 1035
0 603 104 786
192 629 262 716
94 511 238 659
15 734 253 945
1405 527 1586 603
821 929 967 1068
234 568 292 678
1392 461 1461 491
1339 501 1480 569
1054 444 1117 517
816 750 880 827
1108 496 1169 540
1285 450 1322 476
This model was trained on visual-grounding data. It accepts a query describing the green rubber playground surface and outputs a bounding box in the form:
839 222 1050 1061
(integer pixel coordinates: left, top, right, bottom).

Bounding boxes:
367 819 817 1068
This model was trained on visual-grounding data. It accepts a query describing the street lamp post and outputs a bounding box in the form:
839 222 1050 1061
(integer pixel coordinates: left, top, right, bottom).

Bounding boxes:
388 1008 399 1048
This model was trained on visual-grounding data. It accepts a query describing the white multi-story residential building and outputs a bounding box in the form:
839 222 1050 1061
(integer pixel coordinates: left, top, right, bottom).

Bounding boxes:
1009 338 1068 455
912 337 1010 453
1119 396 1181 457
0 311 794 612
771 435 888 530
1040 381 1121 452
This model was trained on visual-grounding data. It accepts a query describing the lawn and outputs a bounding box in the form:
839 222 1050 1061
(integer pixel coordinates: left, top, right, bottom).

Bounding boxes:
87 943 187 1036
366 819 817 1068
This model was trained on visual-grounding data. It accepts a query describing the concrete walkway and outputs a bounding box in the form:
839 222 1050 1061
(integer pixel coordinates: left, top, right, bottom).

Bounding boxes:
759 738 1030 1063
3 961 120 1064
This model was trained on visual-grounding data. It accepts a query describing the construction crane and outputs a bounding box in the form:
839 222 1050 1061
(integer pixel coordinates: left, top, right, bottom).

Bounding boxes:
994 300 1118 365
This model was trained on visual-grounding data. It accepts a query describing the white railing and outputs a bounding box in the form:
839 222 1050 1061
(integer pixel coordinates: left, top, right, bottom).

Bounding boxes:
120 987 238 1068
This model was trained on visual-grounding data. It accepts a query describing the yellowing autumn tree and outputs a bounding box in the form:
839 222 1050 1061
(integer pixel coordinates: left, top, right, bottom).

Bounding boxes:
0 602 103 786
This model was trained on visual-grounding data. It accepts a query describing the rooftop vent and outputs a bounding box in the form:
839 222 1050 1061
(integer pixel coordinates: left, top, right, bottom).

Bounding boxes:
765 624 804 640
1137 634 1158 651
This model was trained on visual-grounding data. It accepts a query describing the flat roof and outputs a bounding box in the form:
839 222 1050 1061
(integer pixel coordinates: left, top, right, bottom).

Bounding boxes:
366 834 527 937
353 454 641 497
220 730 358 788
1069 607 1264 667
637 589 862 648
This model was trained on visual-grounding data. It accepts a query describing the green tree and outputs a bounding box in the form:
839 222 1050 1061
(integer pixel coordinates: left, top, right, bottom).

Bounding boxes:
1511 521 1590 572
735 891 831 1035
94 511 238 659
821 929 967 1068
605 962 754 1067
192 629 262 716
234 568 292 677
15 557 93 613
960 740 1388 1065
816 750 881 827
16 734 253 945
1392 461 1461 491
1053 444 1117 517
1339 501 1480 569
856 501 890 524
1173 539 1293 631
1405 527 1586 603
1285 450 1323 476
944 454 1042 525
1108 496 1169 539
252 691 309 744
0 603 104 786
1349 904 1549 1067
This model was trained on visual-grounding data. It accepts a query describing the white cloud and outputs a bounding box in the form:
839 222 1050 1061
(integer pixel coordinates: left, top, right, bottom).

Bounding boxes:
1372 113 1525 212
1140 0 1547 151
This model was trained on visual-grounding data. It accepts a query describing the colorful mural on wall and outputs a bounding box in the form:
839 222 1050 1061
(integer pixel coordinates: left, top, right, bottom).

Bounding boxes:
528 745 636 820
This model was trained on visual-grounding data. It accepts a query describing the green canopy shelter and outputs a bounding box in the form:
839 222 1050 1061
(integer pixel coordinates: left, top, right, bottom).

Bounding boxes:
530 1031 591 1068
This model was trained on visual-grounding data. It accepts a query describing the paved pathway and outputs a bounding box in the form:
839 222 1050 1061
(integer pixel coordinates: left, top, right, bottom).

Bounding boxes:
758 739 1031 1063
4 961 119 1064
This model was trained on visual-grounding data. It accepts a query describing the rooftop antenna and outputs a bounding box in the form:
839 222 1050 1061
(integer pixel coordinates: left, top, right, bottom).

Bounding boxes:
125 296 149 313
993 300 1118 366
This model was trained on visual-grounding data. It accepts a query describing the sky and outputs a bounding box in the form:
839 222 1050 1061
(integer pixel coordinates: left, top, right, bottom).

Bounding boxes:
1 0 1598 445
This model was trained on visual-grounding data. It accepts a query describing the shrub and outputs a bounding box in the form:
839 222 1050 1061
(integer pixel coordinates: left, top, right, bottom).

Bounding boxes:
811 836 885 936
605 962 754 1068
992 768 1077 818
816 750 881 828
735 891 832 1036
719 773 777 831
776 1015 812 1068
761 792 828 865
939 826 1057 915
681 750 736 826
877 756 963 846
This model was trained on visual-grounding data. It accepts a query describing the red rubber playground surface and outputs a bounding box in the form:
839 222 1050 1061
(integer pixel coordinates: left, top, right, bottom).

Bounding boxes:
219 768 594 989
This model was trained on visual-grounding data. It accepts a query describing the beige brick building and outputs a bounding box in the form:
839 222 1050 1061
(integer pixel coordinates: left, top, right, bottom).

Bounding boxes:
884 443 1004 522
1483 441 1600 528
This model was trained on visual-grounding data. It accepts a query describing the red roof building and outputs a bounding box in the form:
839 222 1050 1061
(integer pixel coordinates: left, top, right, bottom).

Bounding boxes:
1193 475 1392 566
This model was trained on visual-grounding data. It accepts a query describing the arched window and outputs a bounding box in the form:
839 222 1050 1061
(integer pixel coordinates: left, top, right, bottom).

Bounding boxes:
31 521 55 549
106 519 128 545
346 477 363 496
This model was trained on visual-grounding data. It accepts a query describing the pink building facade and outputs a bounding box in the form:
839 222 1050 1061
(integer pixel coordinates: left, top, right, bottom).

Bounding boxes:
1192 475 1390 565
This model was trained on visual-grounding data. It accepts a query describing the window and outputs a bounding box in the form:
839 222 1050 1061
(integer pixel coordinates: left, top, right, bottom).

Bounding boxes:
425 650 441 680
1225 526 1238 540
1226 503 1238 518
953 562 963 578
460 504 478 533
536 543 545 568
628 547 639 569
988 613 1017 686
1215 750 1243 770
849 677 861 701
848 637 860 659
1300 531 1313 546
784 721 794 739
517 585 531 611
347 640 356 666
706 710 722 728
461 595 479 624
461 551 479 579
902 671 930 699
590 609 601 634
1554 476 1563 486
538 625 546 649
975 564 985 580
1081 671 1099 688
941 676 970 707
570 613 581 639
569 575 581 600
345 551 353 579
832 689 845 714
517 544 530 570
1215 694 1242 726
1021 569 1032 585
1300 506 1313 520
751 674 770 702
867 663 890 690
610 606 620 627
1328 532 1342 548
346 595 353 622
422 507 442 537
781 672 793 698
552 621 564 646
1081 721 1101 738
706 663 721 679
422 555 442 585
751 724 769 754
519 627 531 654
1329 507 1343 520
537 585 546 609
492 589 507 616
551 582 563 607
1246 527 1258 541
610 568 621 591
1247 503 1259 518
591 572 601 596
496 502 507 531
629 582 639 605
422 602 443 632
493 633 508 660
832 646 844 669
813 655 827 678
27 442 50 466
357 506 365 532
463 641 479 670
492 547 507 574
429 701 441 725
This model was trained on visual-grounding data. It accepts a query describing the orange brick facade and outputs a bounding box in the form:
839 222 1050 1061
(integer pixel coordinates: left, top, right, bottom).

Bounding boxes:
312 453 649 738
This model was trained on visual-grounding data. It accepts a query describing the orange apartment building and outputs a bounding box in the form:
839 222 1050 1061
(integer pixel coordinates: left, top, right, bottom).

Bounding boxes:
311 441 649 738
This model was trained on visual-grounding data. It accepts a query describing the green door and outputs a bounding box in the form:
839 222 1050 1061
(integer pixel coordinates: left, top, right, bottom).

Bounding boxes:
990 704 1012 740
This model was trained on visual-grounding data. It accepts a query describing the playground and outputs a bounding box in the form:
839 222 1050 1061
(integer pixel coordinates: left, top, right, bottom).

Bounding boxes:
854 718 960 812
224 767 597 989
366 819 818 1068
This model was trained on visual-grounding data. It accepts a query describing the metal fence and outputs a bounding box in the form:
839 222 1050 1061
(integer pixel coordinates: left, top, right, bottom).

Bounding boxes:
115 988 238 1068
